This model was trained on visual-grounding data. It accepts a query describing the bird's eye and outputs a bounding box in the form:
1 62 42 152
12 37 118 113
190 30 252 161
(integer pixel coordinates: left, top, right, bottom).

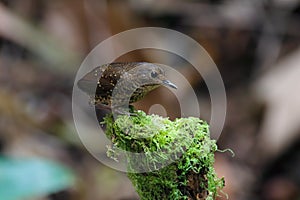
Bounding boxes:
151 71 158 78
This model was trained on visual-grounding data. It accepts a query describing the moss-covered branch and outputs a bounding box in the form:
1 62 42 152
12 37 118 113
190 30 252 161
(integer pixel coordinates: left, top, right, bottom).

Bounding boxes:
103 110 224 200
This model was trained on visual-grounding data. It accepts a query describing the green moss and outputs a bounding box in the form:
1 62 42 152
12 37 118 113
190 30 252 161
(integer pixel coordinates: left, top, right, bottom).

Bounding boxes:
103 110 224 200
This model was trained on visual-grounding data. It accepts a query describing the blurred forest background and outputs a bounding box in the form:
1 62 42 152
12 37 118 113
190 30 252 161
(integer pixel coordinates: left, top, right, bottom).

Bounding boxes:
1 0 300 200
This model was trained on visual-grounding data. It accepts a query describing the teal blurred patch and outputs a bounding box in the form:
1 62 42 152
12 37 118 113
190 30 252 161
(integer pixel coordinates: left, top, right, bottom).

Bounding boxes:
0 156 75 200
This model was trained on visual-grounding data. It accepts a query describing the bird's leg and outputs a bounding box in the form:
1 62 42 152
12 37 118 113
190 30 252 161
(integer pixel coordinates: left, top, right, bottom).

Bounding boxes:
93 102 137 116
94 103 112 111
111 105 137 116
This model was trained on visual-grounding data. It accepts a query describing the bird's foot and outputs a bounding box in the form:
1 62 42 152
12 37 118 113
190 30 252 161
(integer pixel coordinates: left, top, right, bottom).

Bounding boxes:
112 105 138 116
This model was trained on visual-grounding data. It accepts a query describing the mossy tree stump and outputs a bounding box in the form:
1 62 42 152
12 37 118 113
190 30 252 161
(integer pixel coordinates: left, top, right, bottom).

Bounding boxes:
103 110 224 200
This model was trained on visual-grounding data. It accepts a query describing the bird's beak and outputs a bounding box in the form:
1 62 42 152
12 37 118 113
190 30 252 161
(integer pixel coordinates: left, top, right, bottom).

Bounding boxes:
162 80 177 89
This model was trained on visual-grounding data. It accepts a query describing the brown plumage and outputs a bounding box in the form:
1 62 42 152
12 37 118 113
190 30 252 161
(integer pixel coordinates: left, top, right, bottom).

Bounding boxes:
77 62 177 113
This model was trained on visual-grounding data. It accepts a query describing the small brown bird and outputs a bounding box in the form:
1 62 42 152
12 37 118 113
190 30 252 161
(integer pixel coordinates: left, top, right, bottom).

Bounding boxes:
77 62 177 114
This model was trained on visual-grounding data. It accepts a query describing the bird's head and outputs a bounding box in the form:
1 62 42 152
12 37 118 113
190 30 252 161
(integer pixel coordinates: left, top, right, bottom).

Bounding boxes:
130 63 177 89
